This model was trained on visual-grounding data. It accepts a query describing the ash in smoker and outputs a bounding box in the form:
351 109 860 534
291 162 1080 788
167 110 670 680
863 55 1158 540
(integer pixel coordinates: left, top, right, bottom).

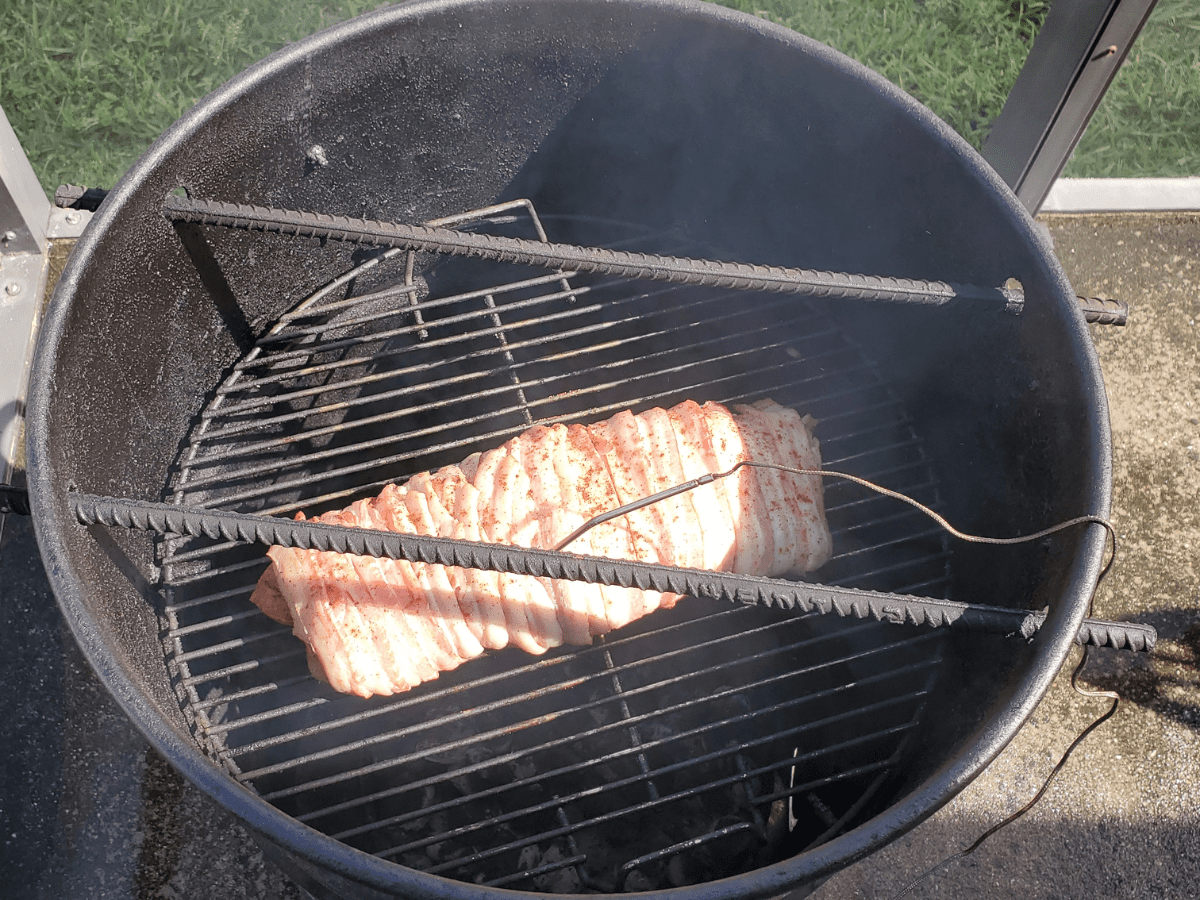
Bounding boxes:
495 728 791 893
289 604 933 894
390 631 811 891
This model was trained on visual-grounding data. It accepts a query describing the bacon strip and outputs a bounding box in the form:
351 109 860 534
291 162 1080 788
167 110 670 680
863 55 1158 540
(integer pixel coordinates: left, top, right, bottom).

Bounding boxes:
250 398 831 697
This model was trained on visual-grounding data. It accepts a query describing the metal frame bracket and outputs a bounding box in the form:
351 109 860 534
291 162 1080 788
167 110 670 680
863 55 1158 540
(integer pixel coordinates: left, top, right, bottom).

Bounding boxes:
1 105 92 494
982 0 1160 214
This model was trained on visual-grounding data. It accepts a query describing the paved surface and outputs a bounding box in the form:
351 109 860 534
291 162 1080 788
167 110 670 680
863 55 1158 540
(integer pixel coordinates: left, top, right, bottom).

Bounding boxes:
1 213 1197 899
0 524 303 899
814 213 1200 899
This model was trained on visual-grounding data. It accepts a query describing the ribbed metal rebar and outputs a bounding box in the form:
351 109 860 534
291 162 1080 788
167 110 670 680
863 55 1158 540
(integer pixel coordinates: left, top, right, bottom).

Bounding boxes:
73 492 1154 652
162 196 1025 314
1077 295 1129 326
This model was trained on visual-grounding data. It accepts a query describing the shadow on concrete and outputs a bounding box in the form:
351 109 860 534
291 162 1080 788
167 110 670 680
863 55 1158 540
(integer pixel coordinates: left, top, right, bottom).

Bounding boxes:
0 511 304 900
816 813 1200 899
1079 607 1200 732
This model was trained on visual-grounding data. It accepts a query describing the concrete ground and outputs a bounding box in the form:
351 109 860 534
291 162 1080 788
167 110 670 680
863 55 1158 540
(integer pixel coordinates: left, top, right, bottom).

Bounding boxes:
814 213 1200 899
1 213 1197 899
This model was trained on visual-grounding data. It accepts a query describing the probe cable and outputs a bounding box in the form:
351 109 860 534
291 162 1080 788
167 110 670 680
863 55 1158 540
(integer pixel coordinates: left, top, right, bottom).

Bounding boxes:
553 458 1121 900
888 643 1120 899
555 459 1117 575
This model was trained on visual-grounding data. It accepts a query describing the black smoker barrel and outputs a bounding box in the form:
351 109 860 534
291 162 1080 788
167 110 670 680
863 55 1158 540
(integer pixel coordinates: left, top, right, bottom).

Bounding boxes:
25 2 1109 898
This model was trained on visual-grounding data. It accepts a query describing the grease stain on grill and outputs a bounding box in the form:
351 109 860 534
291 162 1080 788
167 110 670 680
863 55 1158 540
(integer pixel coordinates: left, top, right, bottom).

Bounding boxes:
154 201 952 892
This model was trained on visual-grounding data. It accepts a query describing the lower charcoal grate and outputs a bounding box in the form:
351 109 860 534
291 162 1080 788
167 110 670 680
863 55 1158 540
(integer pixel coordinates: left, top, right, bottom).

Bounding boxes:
156 201 952 890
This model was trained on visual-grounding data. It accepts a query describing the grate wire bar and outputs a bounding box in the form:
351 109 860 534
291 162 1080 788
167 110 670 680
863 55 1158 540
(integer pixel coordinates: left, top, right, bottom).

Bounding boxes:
154 201 953 891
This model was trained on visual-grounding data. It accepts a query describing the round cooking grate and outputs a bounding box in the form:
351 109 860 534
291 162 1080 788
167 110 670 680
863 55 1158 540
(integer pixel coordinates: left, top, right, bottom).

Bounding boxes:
154 201 950 891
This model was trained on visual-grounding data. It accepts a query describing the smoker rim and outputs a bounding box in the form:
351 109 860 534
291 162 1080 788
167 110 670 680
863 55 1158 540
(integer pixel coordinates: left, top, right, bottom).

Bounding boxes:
25 0 1112 897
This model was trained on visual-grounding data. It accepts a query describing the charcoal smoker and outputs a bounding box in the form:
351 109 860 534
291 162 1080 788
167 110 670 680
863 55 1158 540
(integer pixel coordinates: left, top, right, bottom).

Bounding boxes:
0 0 1158 897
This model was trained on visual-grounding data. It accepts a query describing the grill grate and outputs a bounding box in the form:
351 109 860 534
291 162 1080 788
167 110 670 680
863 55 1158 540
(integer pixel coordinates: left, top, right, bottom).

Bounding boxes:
157 201 951 891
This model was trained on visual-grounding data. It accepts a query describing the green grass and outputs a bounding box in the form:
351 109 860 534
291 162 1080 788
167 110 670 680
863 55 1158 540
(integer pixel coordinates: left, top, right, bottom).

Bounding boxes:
717 0 1051 152
1060 0 1200 177
0 0 384 196
719 0 1199 178
0 0 1196 197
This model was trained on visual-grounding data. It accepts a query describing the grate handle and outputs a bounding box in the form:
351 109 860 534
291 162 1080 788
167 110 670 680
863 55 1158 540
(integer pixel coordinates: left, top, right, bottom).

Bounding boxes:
162 196 1024 314
72 493 1154 653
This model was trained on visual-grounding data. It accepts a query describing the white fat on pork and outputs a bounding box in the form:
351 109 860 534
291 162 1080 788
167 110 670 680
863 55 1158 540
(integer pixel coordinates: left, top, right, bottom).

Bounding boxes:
251 398 832 698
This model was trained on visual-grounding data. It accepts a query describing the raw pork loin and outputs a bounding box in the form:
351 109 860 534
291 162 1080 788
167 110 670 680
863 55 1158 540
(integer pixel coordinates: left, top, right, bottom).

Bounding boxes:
250 398 831 697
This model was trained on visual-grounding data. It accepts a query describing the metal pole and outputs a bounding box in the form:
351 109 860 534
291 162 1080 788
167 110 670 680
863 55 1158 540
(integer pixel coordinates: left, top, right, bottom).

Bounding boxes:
0 105 93 539
0 104 52 497
981 0 1159 215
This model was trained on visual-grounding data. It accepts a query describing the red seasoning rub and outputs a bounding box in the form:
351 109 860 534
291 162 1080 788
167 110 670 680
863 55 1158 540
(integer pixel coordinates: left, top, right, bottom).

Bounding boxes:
249 398 832 697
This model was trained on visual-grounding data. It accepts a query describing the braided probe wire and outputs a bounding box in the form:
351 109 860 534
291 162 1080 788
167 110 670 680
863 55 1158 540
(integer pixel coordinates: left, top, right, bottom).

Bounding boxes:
613 463 1123 899
554 459 1118 581
560 459 1123 898
887 636 1119 898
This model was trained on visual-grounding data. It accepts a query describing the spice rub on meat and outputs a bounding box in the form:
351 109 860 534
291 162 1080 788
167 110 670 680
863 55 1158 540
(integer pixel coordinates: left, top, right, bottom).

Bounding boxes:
249 398 832 697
